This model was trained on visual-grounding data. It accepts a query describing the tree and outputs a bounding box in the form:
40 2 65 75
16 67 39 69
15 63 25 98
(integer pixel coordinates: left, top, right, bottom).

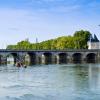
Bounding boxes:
6 30 92 50
74 30 91 48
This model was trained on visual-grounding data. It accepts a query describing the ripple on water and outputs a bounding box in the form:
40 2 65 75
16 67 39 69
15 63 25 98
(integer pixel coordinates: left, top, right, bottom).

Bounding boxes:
0 64 100 100
0 94 57 100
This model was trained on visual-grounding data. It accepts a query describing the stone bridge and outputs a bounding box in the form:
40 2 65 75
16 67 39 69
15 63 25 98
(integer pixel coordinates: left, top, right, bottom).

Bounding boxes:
0 49 100 65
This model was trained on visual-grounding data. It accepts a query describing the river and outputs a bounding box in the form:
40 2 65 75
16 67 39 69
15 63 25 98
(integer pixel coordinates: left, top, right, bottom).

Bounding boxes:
0 63 100 100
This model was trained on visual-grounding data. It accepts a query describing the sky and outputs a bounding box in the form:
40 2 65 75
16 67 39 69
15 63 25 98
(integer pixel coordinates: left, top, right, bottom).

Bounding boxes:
0 0 100 48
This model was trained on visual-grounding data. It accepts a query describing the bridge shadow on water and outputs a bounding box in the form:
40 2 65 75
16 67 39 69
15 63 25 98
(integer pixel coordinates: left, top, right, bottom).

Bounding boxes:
0 58 98 66
34 60 97 65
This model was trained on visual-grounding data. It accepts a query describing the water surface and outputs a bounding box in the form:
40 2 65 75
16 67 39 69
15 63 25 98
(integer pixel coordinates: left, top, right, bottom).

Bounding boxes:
0 64 100 100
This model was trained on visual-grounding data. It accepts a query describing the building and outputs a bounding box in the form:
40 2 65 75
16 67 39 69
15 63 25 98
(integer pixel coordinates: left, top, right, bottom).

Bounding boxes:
87 34 100 49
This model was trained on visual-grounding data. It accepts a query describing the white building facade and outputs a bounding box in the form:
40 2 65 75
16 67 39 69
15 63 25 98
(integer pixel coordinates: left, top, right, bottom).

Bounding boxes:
87 34 100 49
87 42 100 49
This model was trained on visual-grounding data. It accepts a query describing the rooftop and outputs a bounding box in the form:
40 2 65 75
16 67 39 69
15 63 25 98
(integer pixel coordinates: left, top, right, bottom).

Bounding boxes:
88 34 99 42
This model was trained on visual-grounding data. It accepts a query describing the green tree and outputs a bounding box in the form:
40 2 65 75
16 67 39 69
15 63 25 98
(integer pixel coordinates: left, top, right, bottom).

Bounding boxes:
74 30 91 48
6 30 92 50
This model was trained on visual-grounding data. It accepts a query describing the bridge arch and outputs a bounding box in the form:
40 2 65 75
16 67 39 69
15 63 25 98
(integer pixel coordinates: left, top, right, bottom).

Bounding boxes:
0 55 4 65
42 52 52 64
24 52 36 65
72 53 82 63
86 53 97 63
7 53 18 65
57 53 67 64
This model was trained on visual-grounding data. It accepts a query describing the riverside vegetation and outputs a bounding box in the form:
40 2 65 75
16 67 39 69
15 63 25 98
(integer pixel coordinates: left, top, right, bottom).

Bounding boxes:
7 30 91 50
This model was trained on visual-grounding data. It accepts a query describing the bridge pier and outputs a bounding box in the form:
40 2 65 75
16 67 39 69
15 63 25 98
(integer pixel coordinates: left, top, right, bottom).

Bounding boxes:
67 53 72 63
96 52 100 63
52 54 56 64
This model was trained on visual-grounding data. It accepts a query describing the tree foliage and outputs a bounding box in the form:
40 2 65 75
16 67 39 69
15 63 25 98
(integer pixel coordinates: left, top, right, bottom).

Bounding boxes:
7 30 91 50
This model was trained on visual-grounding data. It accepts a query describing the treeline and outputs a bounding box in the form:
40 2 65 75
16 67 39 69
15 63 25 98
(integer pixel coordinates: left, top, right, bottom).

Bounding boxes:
7 30 91 50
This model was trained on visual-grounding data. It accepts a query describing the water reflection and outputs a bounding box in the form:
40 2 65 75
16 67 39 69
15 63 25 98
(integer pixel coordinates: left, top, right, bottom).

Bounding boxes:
2 55 98 66
73 65 90 92
7 55 14 65
72 64 100 99
88 64 100 90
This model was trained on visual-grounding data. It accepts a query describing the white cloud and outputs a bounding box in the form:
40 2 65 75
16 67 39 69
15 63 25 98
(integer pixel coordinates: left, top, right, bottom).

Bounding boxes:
0 2 99 49
0 8 72 48
0 8 35 48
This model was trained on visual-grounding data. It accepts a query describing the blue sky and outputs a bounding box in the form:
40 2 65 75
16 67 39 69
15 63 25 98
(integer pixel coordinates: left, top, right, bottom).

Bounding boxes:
0 0 100 48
